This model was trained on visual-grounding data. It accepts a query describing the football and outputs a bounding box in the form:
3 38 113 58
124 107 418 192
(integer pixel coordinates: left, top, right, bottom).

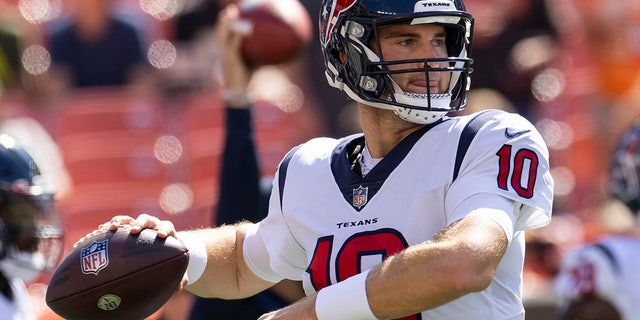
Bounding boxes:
238 0 313 67
45 227 189 320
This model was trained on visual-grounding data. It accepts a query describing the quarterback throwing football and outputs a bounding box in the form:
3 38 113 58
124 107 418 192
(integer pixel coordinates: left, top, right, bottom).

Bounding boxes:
86 0 554 319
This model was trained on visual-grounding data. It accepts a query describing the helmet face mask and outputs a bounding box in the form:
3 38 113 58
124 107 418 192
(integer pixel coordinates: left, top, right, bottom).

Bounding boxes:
320 0 474 124
2 193 43 253
1 192 62 251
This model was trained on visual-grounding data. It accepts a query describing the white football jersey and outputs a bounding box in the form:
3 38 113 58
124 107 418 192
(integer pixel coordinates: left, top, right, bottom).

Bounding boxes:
244 109 554 319
555 235 640 320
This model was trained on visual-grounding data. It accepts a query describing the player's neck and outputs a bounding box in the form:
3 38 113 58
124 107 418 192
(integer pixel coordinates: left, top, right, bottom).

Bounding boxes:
358 104 425 158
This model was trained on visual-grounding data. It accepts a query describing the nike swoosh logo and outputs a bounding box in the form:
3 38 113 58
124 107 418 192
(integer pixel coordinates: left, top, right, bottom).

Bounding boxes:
504 128 531 139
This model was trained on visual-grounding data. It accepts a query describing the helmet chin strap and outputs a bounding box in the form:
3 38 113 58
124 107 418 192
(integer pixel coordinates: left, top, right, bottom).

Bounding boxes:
388 80 452 124
338 75 452 125
389 80 452 110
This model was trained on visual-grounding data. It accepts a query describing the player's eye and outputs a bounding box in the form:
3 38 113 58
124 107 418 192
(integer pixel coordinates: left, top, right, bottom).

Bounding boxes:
398 38 414 46
431 38 446 47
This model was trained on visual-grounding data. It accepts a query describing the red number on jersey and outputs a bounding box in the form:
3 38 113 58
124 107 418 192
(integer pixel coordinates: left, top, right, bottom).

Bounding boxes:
307 229 421 320
496 144 539 198
570 262 597 296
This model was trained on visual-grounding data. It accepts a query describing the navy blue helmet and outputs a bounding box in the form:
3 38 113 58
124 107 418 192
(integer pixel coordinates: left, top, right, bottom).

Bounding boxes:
319 0 474 124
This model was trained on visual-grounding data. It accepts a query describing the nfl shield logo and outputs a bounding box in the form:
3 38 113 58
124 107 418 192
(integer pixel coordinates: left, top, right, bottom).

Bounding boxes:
81 240 109 275
352 185 368 209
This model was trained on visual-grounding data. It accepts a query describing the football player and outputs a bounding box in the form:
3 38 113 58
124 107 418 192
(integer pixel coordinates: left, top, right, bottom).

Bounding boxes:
555 120 640 320
0 133 64 319
86 0 554 319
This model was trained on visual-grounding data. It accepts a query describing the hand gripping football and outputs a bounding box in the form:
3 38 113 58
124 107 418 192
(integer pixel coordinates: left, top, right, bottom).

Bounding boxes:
45 227 189 320
238 0 313 67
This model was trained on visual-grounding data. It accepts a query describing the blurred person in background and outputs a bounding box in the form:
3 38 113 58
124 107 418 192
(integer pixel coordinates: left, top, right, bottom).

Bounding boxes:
0 132 65 319
188 4 305 319
165 0 235 93
45 0 153 91
0 10 22 90
173 0 226 44
0 0 49 100
554 120 640 320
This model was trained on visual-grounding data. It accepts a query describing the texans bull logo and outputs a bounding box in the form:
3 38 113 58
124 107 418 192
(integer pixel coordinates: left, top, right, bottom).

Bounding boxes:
320 0 357 44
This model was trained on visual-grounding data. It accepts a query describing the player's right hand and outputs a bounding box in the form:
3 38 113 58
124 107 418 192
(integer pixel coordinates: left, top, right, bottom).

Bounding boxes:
74 214 178 247
72 214 189 293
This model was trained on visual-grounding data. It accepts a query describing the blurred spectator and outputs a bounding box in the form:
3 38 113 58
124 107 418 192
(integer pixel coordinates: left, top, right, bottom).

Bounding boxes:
0 0 32 91
174 0 229 43
45 0 152 90
164 0 231 92
465 0 559 120
0 21 20 90
0 0 48 99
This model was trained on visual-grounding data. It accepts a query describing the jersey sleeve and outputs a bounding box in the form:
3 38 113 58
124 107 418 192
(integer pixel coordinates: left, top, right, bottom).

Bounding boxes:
242 147 310 282
446 111 554 231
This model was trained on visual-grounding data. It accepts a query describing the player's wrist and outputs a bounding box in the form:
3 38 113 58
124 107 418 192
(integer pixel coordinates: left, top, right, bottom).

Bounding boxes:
177 231 207 286
315 269 377 320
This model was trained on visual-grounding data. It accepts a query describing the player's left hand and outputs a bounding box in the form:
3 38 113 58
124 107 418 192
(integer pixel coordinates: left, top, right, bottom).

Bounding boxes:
258 295 317 320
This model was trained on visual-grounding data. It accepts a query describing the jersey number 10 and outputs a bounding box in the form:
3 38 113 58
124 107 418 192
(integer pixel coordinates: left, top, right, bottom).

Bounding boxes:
496 144 539 199
307 229 421 320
